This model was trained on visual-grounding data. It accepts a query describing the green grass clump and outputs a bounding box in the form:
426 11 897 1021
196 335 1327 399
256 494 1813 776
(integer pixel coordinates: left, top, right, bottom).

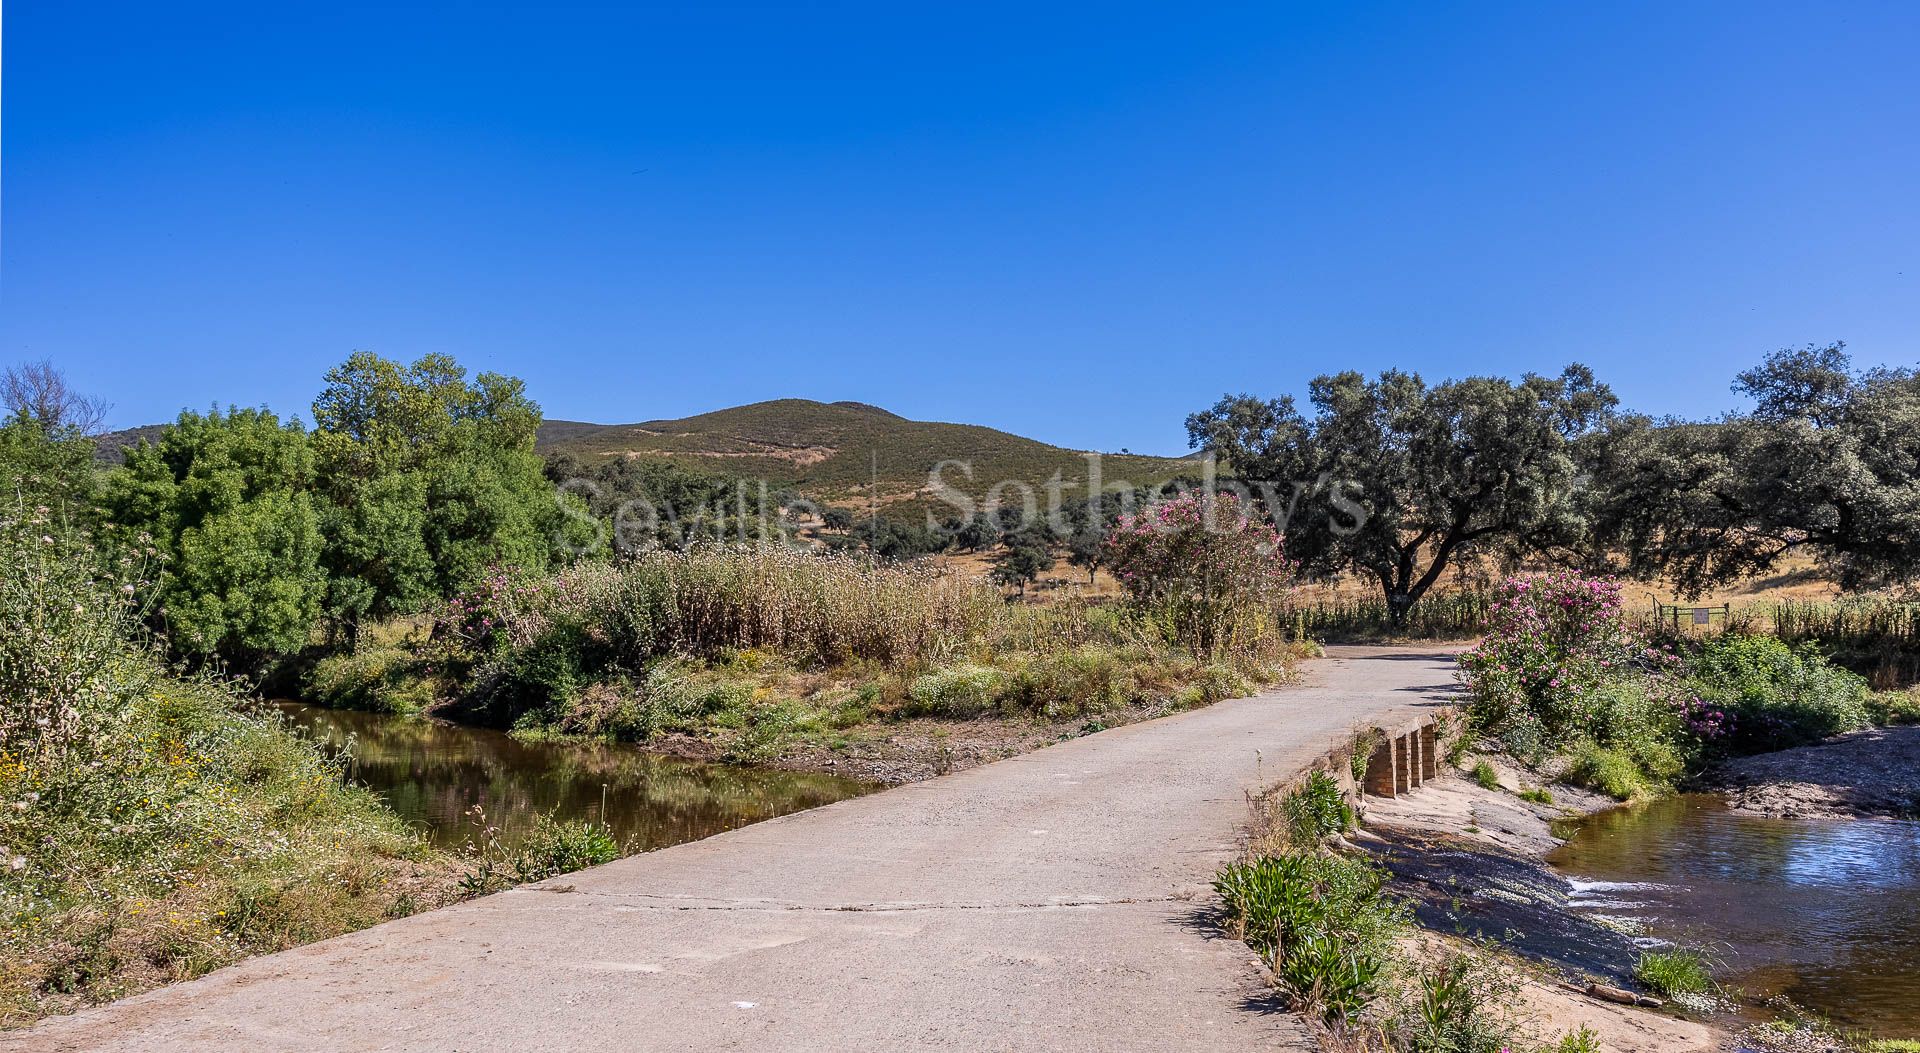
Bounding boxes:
1282 771 1353 841
1518 787 1554 805
1566 743 1654 801
306 645 432 714
459 813 620 894
1469 760 1500 790
1542 1026 1602 1053
908 663 1008 718
1632 948 1715 996
1868 690 1920 726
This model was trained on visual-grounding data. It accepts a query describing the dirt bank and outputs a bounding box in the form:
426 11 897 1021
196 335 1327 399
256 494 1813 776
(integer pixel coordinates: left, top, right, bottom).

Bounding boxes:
1714 725 1920 820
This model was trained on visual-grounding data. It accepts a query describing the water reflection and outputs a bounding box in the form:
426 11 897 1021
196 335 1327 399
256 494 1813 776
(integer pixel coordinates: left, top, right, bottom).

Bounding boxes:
273 702 880 852
1549 795 1920 1036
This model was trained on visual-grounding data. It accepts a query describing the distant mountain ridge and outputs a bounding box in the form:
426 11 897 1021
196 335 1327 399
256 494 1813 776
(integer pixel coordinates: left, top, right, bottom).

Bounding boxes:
537 398 1199 510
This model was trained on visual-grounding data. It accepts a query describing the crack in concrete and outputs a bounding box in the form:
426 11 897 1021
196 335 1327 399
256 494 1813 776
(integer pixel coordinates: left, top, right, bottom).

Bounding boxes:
515 888 1196 914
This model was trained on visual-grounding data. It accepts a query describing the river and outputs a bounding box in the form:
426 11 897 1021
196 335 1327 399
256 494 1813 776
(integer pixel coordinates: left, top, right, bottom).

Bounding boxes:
1548 794 1920 1037
273 702 881 852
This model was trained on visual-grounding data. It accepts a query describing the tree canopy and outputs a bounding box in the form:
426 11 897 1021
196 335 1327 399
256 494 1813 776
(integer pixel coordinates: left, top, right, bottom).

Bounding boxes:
1187 366 1615 621
1589 344 1920 593
312 352 557 637
103 407 325 665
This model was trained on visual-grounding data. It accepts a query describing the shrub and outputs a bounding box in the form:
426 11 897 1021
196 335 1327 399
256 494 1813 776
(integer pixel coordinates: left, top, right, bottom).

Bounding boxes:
1686 634 1870 754
999 646 1138 718
460 812 619 893
908 664 1008 718
1869 690 1920 726
1632 948 1715 997
1282 771 1353 841
1213 852 1404 1022
1543 1026 1602 1053
1390 952 1525 1053
1105 490 1293 660
0 505 446 1024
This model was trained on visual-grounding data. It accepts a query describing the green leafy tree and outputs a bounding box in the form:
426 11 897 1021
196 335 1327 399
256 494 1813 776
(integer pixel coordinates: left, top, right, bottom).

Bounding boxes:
312 352 557 643
990 532 1054 596
1187 366 1615 624
1589 343 1920 593
102 407 326 666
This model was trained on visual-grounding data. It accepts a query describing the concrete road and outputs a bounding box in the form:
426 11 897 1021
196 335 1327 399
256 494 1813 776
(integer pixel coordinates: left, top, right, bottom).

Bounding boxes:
8 648 1458 1053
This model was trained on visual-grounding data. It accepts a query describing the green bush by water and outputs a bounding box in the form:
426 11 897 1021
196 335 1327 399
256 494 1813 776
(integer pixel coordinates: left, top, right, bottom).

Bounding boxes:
1686 634 1870 754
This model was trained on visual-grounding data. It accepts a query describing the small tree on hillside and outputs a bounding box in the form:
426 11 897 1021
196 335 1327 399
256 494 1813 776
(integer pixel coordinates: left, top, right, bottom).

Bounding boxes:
990 537 1053 597
1186 366 1615 625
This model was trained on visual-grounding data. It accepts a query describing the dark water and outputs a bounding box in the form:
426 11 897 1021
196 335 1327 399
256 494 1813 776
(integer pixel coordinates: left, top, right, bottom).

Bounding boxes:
272 702 880 851
1548 795 1920 1036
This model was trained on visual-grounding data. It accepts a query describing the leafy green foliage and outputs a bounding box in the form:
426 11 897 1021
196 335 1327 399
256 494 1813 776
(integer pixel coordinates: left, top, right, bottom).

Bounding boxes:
1590 344 1920 592
908 664 1008 717
1686 634 1870 754
1565 743 1653 801
1188 365 1615 623
312 352 557 639
1469 761 1500 790
102 407 325 666
459 812 619 894
1282 771 1353 841
1392 953 1524 1053
0 504 445 1025
989 538 1053 595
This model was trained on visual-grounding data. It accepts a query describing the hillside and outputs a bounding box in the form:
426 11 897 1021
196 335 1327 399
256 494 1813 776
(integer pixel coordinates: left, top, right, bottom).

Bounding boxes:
537 399 1200 514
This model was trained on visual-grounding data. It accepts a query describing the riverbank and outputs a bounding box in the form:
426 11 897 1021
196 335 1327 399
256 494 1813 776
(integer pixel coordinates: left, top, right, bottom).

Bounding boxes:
1357 767 1725 1052
1714 724 1920 820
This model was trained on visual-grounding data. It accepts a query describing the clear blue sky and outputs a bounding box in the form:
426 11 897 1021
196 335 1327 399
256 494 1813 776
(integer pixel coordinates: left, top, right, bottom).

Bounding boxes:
4 2 1915 454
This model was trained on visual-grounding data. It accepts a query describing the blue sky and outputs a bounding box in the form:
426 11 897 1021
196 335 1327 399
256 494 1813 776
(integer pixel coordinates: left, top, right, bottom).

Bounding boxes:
3 2 1915 453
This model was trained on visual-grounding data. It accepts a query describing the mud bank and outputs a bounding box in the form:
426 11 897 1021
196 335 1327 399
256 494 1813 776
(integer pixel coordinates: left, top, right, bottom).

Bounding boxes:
1713 724 1920 820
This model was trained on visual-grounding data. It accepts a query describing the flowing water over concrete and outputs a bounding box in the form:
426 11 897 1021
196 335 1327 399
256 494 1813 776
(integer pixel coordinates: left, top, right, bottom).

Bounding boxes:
274 702 880 849
1549 795 1920 1037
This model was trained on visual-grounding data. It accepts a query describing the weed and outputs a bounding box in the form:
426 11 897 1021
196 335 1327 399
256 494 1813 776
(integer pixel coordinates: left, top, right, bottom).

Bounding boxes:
1469 760 1500 791
1213 852 1405 1023
1518 787 1554 805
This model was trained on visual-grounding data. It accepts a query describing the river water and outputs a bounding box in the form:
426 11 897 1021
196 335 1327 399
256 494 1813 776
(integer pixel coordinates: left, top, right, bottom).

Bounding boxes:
1548 795 1920 1036
273 702 881 852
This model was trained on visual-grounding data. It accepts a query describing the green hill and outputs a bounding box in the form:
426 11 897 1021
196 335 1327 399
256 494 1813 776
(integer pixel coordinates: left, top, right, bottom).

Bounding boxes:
537 399 1199 515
